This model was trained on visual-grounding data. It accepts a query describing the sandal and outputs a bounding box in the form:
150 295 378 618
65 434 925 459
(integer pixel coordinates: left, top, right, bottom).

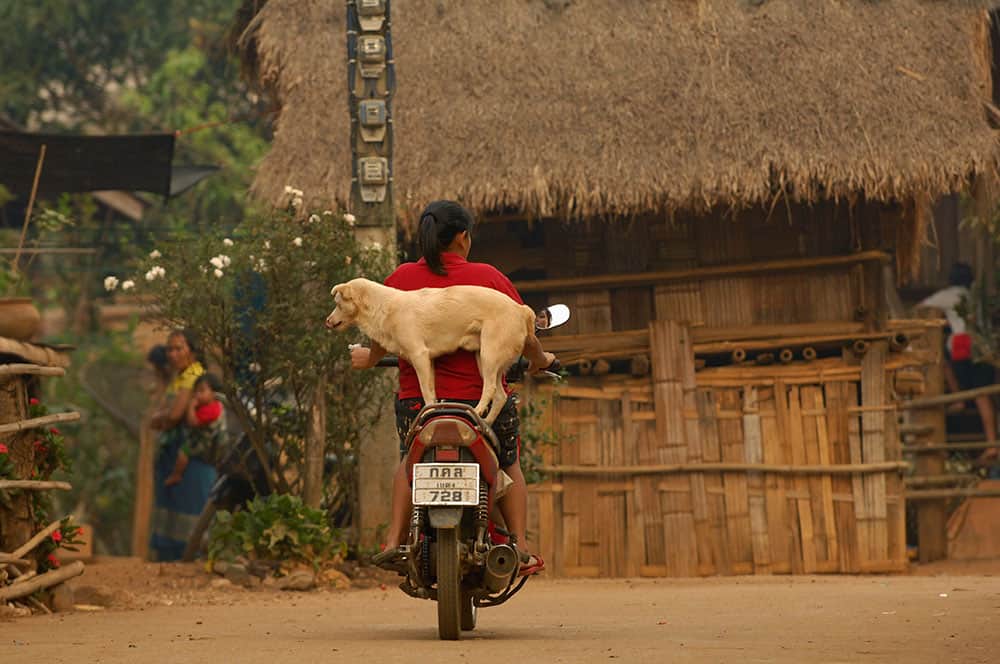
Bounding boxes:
517 550 545 576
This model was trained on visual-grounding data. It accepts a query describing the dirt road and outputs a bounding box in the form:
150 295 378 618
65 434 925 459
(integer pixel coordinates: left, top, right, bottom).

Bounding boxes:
3 571 998 663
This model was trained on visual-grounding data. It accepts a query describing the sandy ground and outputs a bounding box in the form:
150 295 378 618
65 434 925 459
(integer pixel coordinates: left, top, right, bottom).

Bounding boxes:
2 558 999 663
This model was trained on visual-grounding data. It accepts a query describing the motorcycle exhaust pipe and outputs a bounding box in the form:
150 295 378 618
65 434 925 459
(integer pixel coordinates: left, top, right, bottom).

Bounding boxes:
483 544 518 592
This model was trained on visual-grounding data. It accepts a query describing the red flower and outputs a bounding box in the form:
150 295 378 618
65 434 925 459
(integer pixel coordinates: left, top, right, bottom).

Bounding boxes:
49 428 60 435
29 397 39 405
47 554 60 568
51 530 63 543
33 440 46 453
0 443 7 454
76 528 84 537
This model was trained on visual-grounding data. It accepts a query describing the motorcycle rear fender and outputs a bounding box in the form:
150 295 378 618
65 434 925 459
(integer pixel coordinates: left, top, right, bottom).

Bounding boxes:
428 507 464 529
404 418 500 486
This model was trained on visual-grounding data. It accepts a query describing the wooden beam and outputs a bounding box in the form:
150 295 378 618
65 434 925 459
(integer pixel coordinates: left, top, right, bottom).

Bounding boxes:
0 364 66 377
514 251 890 293
902 383 1000 409
907 487 1000 500
0 480 71 491
0 412 80 435
902 441 1000 453
540 461 909 476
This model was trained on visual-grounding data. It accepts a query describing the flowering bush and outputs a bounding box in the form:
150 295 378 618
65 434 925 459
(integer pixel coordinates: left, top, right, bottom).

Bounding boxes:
0 442 13 480
35 517 85 573
27 398 73 479
104 193 393 527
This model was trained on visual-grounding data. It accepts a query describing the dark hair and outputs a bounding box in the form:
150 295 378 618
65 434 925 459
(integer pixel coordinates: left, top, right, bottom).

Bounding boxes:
146 344 168 371
194 372 222 393
417 200 475 276
948 262 974 288
168 328 203 363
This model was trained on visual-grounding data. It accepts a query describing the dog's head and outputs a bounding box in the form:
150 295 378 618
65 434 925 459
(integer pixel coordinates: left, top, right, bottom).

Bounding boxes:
325 279 365 331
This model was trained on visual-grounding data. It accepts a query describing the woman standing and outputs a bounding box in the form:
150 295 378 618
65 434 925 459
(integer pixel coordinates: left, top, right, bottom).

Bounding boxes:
149 329 217 561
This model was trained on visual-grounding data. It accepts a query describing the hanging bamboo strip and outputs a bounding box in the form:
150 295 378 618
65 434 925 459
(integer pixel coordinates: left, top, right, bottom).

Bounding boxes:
759 385 792 573
742 387 772 573
847 383 870 568
718 389 753 569
786 386 818 573
860 342 889 564
800 385 830 564
812 388 840 566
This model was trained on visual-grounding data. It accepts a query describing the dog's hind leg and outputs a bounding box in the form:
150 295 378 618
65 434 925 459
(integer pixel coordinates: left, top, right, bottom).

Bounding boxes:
410 352 437 405
474 353 499 419
483 370 507 424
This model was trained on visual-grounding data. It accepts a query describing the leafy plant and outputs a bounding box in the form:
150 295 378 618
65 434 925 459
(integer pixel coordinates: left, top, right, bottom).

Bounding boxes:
107 195 393 529
207 493 345 569
518 393 564 484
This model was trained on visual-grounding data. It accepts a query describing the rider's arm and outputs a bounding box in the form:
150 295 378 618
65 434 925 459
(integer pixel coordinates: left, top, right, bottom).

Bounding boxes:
523 333 555 373
351 340 389 369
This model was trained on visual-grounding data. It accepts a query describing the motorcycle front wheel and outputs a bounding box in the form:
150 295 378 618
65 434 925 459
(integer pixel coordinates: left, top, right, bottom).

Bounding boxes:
436 527 461 640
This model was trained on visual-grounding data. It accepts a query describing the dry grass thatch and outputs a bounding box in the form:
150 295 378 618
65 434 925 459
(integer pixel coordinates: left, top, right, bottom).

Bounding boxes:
242 0 999 221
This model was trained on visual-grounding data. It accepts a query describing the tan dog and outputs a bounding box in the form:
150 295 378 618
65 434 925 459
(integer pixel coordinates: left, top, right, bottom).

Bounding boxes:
325 278 536 423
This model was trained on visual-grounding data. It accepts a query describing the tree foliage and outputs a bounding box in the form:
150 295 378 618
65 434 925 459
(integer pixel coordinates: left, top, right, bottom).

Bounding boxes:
108 197 393 523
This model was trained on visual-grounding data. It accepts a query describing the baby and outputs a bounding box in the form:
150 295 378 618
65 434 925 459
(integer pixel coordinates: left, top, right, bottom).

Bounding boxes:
164 373 225 487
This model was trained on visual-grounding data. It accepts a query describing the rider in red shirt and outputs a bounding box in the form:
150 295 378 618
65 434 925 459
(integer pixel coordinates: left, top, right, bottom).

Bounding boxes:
351 200 554 574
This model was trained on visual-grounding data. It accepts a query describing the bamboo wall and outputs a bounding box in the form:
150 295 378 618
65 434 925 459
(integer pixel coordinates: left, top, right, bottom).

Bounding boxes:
494 200 918 576
524 327 909 577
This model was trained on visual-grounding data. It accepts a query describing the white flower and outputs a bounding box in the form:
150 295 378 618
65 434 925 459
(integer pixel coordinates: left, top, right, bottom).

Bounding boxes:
145 266 165 281
263 240 271 250
254 258 267 272
210 256 224 269
223 238 234 247
322 210 333 216
308 214 320 224
284 185 294 194
344 213 356 226
214 268 224 278
368 241 382 251
149 249 161 259
249 362 261 373
103 276 119 292
121 280 135 291
292 195 303 210
344 255 352 265
292 237 303 247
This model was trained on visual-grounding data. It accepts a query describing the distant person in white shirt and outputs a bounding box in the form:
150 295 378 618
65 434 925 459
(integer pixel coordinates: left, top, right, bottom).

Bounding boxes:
918 262 996 467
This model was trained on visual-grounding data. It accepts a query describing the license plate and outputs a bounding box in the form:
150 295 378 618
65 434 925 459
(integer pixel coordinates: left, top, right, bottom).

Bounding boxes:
412 463 480 506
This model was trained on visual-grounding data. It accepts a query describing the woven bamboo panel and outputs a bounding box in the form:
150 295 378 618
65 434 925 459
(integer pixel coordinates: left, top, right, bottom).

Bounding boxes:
532 328 905 577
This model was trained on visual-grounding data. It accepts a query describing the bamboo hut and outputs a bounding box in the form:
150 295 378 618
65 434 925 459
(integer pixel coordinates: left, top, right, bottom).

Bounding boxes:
239 0 1000 576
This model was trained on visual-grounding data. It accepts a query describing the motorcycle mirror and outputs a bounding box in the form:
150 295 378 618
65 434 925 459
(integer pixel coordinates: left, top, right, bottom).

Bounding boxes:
536 304 571 330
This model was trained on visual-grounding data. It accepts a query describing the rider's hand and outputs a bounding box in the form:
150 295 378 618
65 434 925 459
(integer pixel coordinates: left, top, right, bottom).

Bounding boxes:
528 352 556 374
350 345 373 370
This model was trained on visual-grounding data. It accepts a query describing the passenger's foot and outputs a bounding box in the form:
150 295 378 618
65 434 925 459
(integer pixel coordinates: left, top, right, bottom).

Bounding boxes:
517 550 545 576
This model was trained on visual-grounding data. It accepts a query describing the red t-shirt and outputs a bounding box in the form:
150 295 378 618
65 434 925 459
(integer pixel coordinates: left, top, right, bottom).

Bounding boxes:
194 400 222 426
384 252 524 400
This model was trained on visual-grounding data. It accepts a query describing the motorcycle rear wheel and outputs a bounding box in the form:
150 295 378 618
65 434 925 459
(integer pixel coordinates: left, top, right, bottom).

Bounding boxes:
461 590 477 631
436 527 462 640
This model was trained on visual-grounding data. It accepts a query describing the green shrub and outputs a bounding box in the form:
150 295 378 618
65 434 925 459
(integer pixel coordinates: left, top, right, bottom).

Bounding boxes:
207 493 345 569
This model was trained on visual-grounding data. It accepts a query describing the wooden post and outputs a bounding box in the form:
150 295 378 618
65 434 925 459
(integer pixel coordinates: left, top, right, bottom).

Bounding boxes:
304 376 326 509
0 375 34 554
131 410 155 558
912 324 947 562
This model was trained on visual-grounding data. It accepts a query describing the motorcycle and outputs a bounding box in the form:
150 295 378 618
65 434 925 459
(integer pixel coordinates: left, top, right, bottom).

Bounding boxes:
373 304 570 640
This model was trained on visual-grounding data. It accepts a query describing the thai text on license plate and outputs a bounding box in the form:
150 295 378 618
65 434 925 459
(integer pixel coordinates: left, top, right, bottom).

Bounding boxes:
412 463 480 506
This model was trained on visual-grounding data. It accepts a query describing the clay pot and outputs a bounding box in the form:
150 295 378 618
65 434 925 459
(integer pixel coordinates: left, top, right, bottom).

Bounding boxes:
0 297 41 341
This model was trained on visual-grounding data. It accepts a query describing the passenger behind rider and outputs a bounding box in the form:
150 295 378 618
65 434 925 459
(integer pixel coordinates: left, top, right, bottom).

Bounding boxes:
350 200 555 574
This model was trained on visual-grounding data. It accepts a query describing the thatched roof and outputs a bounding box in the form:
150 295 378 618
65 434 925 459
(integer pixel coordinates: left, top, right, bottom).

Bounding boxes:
241 0 999 219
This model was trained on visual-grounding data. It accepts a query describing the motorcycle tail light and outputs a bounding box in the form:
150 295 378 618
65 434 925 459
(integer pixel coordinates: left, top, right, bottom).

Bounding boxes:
418 417 478 445
435 446 460 462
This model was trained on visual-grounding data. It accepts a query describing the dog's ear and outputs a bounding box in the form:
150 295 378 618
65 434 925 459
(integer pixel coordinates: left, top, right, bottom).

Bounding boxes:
331 282 352 303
